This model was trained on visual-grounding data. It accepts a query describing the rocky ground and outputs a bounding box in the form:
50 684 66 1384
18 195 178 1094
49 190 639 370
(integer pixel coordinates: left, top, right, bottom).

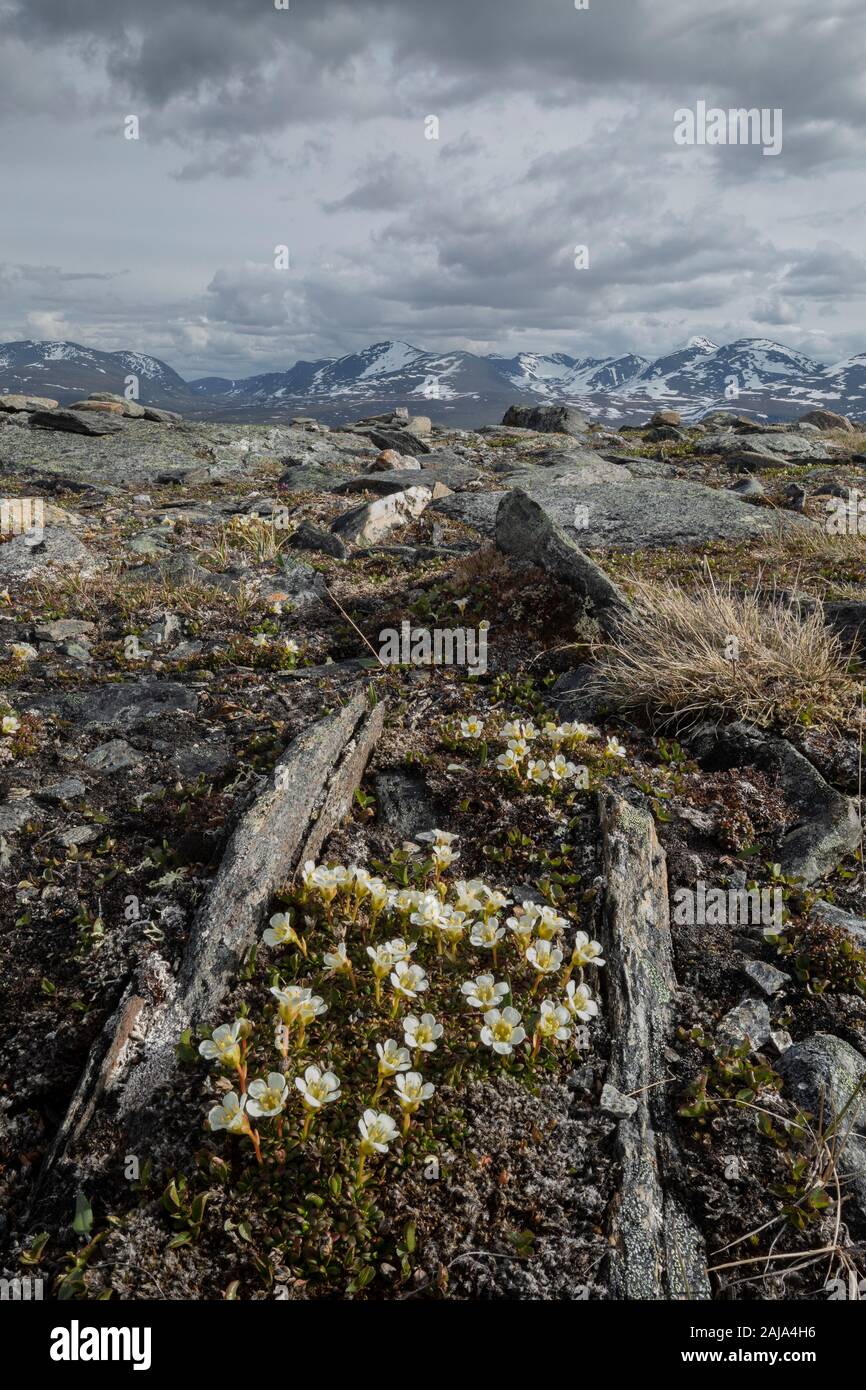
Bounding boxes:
0 392 864 1302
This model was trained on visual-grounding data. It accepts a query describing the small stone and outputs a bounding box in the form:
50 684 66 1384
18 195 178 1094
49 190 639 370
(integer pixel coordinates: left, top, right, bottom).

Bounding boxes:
57 825 99 848
35 778 87 804
728 477 765 499
600 1083 638 1118
743 959 789 996
33 619 96 642
769 1029 793 1054
85 739 144 773
718 997 771 1051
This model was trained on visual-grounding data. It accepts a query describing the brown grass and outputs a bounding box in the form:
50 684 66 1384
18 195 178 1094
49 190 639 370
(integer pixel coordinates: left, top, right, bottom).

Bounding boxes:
591 576 857 732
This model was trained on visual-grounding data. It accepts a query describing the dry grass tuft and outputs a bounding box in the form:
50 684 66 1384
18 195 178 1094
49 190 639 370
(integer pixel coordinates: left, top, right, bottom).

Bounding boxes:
591 576 857 732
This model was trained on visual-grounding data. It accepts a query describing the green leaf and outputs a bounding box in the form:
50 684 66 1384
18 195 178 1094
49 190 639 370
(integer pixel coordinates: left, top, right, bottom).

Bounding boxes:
72 1191 93 1237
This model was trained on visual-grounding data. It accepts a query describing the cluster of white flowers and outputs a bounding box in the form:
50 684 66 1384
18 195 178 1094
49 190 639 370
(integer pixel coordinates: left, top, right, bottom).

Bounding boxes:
458 714 627 783
203 825 607 1169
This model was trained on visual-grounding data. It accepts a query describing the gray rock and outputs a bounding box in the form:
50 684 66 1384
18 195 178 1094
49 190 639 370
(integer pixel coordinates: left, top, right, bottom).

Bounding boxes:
57 825 99 848
498 454 632 488
33 619 95 642
0 528 101 581
41 681 198 730
809 900 866 951
141 613 181 648
331 485 433 545
718 997 771 1051
333 463 479 496
550 664 607 722
278 557 330 610
650 409 682 427
743 959 790 996
687 722 860 884
495 489 630 635
85 740 144 774
432 479 810 551
34 778 87 804
374 768 438 839
777 1034 866 1230
698 431 837 462
501 404 590 436
29 408 127 436
0 798 42 834
769 1029 794 1054
367 427 432 456
600 1083 638 1118
287 520 347 560
0 394 59 412
142 407 182 423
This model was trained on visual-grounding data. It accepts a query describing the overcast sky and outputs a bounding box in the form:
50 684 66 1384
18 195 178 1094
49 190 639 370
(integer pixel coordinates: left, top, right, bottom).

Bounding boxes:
1 0 864 379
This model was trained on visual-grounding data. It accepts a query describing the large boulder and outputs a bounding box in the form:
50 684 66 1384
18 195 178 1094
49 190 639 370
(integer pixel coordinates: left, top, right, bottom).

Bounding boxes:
799 409 855 433
432 478 811 551
501 403 590 436
697 431 838 462
29 408 126 436
495 489 630 635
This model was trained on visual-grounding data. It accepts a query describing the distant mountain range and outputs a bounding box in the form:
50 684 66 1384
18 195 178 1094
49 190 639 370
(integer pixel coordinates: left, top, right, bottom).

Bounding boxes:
2 336 865 427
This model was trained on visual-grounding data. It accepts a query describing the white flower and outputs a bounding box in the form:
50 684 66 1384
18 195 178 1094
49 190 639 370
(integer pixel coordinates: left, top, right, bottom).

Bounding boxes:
208 1091 247 1133
548 754 577 783
376 1039 412 1076
606 736 627 759
526 940 564 975
535 999 572 1043
564 980 599 1022
507 737 530 760
263 911 302 949
395 1072 435 1112
481 886 511 914
1 714 20 736
323 941 352 975
506 911 535 947
282 638 300 656
368 943 395 979
480 1007 526 1055
296 993 327 1025
391 887 422 915
295 1065 341 1111
252 633 269 647
460 716 485 739
199 1020 243 1068
452 880 486 914
385 937 416 964
571 931 606 969
470 917 505 950
502 720 538 742
358 1108 398 1154
270 986 326 1026
460 974 509 1010
496 748 522 774
368 878 390 913
527 759 549 785
246 1071 289 1118
535 905 568 940
410 892 447 931
390 960 429 1000
431 843 459 870
403 1013 443 1053
416 829 459 846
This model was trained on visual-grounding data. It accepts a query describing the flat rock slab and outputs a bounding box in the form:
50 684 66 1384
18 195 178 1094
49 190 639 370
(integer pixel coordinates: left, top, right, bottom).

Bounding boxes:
32 680 198 731
502 404 590 435
30 408 127 436
432 479 810 551
598 790 710 1299
333 464 481 496
697 431 838 462
496 456 632 488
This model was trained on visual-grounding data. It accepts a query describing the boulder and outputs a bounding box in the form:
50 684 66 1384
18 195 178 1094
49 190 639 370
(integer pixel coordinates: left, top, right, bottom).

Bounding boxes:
650 409 682 427
501 403 590 436
331 485 433 545
698 431 838 462
287 520 347 560
495 489 630 635
68 400 126 415
142 406 182 423
29 408 126 436
0 394 59 412
367 427 432 456
799 409 854 433
432 478 810 551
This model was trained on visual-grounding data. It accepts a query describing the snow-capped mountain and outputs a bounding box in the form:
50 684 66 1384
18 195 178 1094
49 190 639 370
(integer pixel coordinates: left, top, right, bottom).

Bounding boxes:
2 336 865 425
0 340 195 408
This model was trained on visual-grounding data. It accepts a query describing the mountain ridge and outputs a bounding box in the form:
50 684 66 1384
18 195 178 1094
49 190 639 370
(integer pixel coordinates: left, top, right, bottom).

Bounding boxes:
2 335 865 427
